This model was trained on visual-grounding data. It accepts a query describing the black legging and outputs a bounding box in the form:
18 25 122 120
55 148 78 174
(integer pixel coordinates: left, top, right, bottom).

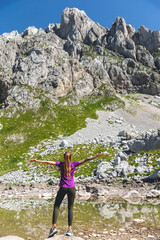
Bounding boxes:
52 187 76 226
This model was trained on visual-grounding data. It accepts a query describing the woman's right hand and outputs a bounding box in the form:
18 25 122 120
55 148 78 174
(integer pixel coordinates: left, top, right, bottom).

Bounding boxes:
28 159 37 163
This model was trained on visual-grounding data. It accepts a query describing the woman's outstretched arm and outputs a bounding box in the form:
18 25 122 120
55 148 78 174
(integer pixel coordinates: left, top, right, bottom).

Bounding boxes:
79 153 104 165
28 159 56 166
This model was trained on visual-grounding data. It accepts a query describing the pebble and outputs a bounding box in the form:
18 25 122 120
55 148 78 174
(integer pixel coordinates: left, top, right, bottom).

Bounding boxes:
119 228 126 232
41 192 52 198
133 219 145 223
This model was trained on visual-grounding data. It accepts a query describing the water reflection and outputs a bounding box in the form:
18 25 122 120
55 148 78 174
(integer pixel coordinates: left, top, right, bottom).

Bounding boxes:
96 201 160 228
0 199 160 239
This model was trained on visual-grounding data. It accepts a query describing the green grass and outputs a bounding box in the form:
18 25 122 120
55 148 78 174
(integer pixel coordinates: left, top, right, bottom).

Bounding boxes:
29 144 115 178
0 88 124 175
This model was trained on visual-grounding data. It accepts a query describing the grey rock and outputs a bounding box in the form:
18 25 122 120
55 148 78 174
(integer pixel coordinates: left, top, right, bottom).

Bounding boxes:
135 25 160 52
108 17 136 60
45 23 55 33
127 130 160 153
121 58 138 69
118 130 136 140
141 82 160 95
131 71 150 86
113 157 121 165
126 24 136 38
109 17 129 50
4 85 41 111
44 234 84 240
143 169 160 182
108 65 129 91
119 39 136 60
0 7 160 114
59 140 69 148
115 161 128 175
0 236 24 240
123 190 141 199
95 162 112 179
117 152 128 161
59 8 105 44
135 166 147 174
2 31 21 41
21 26 39 37
155 57 160 70
136 45 155 68
146 189 160 198
64 38 82 59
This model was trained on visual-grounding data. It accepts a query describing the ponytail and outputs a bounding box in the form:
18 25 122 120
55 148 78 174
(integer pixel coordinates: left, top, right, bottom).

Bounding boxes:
64 152 71 178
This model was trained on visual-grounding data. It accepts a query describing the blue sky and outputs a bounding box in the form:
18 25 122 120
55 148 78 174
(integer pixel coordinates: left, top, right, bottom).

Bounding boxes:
0 0 160 35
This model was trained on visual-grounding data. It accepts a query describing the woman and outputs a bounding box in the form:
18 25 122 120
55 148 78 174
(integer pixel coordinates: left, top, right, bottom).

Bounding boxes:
29 152 104 237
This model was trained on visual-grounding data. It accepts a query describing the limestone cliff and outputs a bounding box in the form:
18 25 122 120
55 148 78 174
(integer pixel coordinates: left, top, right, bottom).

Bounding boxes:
0 7 160 113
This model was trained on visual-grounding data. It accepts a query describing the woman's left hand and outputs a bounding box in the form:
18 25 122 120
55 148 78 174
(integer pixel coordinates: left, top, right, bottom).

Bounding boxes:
96 154 105 157
28 159 37 163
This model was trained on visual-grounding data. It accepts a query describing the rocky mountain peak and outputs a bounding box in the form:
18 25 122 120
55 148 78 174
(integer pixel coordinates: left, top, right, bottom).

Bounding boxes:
110 17 129 38
136 25 160 52
0 8 160 113
58 7 106 44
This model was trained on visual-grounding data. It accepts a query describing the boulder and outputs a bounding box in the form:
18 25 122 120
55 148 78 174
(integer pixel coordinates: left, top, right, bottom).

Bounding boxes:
0 236 24 240
127 131 160 153
143 170 160 182
59 140 69 148
146 189 160 198
95 162 112 179
113 157 121 165
118 130 136 140
44 235 84 240
123 190 141 200
115 161 129 175
117 152 128 161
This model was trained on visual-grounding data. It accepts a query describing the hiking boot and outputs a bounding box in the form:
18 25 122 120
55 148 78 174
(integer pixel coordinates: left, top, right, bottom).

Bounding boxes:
66 229 74 236
48 227 58 238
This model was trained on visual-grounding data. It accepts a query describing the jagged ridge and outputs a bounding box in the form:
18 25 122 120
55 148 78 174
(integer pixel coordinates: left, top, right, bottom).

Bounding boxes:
0 7 160 112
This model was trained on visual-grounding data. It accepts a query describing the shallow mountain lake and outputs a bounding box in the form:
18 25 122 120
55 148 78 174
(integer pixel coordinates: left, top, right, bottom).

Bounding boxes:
0 199 160 239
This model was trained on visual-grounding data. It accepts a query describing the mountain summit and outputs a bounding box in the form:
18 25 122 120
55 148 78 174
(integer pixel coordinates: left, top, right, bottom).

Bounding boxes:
0 7 160 112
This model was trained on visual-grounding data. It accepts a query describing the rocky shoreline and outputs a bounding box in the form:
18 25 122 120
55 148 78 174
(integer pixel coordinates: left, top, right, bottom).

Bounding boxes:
0 180 160 201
